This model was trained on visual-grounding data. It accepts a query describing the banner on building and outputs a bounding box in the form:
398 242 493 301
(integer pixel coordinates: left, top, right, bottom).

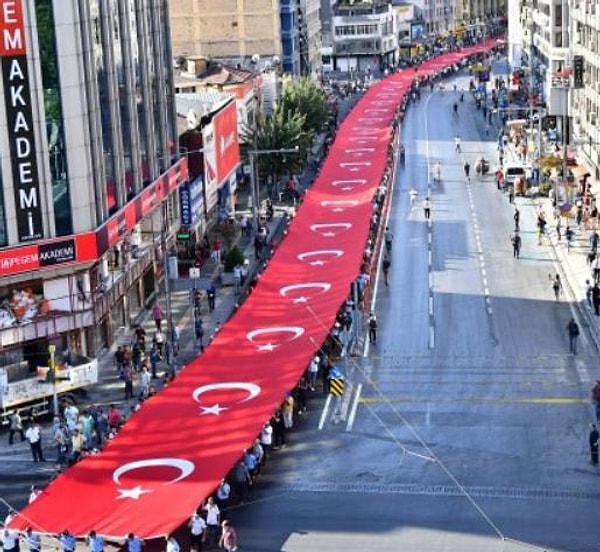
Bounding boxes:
1 0 44 242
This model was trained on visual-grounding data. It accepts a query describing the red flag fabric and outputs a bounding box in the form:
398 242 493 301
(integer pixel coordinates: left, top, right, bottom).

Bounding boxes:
10 41 499 540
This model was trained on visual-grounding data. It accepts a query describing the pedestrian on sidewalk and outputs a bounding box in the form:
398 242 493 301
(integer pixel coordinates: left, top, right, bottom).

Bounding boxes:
511 232 521 258
152 303 163 332
556 217 562 240
585 279 593 308
463 161 470 179
593 283 600 316
455 135 461 153
593 256 600 284
24 421 45 462
567 317 580 354
566 225 574 252
589 423 599 465
149 344 161 378
8 412 25 445
423 197 431 220
513 208 520 231
551 274 562 300
591 230 599 255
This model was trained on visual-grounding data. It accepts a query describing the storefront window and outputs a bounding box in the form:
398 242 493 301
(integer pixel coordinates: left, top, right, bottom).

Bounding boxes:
35 0 73 235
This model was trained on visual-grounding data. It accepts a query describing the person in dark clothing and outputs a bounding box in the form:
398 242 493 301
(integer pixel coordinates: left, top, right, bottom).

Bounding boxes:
589 423 599 465
368 313 378 344
271 411 286 449
206 284 216 312
567 318 580 354
511 233 521 258
513 208 520 231
593 283 600 316
322 361 332 395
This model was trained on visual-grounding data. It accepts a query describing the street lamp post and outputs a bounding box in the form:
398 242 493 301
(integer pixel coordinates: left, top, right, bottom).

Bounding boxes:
247 146 299 231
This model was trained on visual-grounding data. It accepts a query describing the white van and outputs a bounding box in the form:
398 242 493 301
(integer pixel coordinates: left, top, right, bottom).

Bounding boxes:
503 163 528 186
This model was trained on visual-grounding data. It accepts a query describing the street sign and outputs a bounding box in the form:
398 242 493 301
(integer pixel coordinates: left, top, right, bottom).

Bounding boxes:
329 378 345 397
189 267 200 279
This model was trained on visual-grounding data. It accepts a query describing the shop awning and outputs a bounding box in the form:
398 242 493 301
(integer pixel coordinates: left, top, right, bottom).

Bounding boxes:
9 39 501 542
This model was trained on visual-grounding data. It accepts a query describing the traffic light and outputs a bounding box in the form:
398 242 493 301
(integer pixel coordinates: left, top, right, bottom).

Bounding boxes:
573 55 584 89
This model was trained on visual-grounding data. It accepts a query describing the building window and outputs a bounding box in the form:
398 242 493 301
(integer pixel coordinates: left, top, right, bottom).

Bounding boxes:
35 0 73 235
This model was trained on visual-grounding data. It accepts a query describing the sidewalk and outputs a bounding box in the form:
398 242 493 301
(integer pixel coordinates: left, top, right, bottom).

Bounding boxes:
502 123 600 353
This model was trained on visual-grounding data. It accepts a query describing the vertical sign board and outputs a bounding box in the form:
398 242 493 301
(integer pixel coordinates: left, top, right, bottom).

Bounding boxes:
1 0 44 242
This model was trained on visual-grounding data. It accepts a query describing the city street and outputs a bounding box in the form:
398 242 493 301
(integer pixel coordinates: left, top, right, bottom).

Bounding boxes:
229 69 600 551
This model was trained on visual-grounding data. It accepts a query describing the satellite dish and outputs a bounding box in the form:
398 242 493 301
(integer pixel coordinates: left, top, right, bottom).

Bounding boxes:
251 53 260 65
186 109 199 129
272 55 281 66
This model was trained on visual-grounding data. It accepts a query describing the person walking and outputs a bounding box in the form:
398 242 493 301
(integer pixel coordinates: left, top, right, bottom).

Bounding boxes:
589 423 599 465
188 512 207 552
368 312 377 345
513 208 520 231
219 520 238 552
592 282 600 316
592 380 600 422
151 303 163 332
463 161 470 179
25 421 45 462
551 274 562 300
423 197 431 220
511 232 521 258
202 497 220 550
455 135 461 152
384 226 393 254
382 255 391 286
8 412 25 445
567 317 580 354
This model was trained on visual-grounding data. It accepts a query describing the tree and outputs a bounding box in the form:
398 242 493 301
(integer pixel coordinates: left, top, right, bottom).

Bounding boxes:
277 78 330 136
241 110 309 185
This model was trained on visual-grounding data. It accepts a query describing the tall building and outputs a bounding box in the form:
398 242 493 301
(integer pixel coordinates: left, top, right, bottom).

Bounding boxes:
0 0 186 369
168 0 322 77
570 1 600 175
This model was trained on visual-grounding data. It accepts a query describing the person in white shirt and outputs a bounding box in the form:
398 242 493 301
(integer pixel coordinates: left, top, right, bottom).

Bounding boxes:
165 536 179 552
202 497 220 549
1 529 18 552
307 356 319 391
260 421 273 460
188 513 207 552
29 485 42 503
24 422 45 462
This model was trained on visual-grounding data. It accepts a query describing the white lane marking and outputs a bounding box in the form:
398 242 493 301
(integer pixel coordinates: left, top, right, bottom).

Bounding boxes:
318 394 333 430
346 383 362 432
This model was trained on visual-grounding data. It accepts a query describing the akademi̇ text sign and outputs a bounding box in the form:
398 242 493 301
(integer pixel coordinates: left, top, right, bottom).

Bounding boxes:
1 0 44 242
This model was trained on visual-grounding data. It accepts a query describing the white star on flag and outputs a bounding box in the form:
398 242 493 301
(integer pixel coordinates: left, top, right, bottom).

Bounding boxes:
256 342 277 352
116 486 152 500
200 404 228 416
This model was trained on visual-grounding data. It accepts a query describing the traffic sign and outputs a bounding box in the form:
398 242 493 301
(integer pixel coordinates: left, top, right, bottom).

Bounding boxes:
330 378 345 397
189 267 201 279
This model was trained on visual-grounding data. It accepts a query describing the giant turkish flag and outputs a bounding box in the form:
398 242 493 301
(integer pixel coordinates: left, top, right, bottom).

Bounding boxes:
10 42 499 539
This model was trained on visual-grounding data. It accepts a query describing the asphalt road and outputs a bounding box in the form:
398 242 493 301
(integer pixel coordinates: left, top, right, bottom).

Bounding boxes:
226 68 600 552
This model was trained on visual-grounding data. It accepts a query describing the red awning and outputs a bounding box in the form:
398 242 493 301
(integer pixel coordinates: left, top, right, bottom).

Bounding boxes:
9 40 499 540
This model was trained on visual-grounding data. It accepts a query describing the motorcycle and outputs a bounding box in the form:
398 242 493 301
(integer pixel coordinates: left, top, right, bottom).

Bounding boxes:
476 158 490 176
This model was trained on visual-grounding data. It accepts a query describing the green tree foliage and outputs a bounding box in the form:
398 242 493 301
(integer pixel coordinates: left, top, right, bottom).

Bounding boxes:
278 78 330 135
241 110 309 183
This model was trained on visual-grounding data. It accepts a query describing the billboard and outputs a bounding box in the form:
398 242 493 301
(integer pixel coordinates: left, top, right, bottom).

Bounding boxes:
410 22 425 43
1 0 44 242
213 100 240 183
